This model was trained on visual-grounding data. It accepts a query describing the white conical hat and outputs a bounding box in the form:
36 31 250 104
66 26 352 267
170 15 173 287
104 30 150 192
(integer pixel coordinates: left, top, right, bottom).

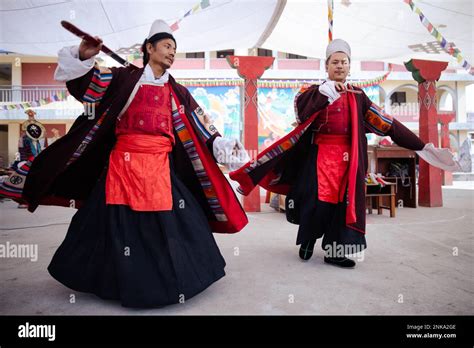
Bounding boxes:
148 19 173 40
326 39 351 59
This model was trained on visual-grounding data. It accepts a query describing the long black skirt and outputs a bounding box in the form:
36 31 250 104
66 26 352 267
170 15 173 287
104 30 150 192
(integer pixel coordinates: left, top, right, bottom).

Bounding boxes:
287 144 367 251
48 163 226 308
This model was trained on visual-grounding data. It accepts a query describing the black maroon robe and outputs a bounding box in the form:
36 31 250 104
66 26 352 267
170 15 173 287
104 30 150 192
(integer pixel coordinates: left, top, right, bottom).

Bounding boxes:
230 84 425 237
19 64 247 233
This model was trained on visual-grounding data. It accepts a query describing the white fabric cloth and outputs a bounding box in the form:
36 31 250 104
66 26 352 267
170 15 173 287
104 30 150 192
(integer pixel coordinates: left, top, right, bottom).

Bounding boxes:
318 79 350 105
319 80 340 104
54 45 95 82
213 136 250 171
143 64 169 84
326 38 351 59
416 143 462 172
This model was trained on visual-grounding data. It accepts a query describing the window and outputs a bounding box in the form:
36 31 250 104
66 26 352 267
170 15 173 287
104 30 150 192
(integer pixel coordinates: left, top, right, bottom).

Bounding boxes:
0 63 12 85
286 53 307 59
390 91 407 104
257 48 272 57
185 52 205 58
216 49 234 58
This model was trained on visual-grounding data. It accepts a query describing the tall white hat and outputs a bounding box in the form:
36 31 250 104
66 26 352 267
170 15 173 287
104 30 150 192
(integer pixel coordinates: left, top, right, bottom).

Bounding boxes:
326 39 351 60
146 19 176 46
148 19 173 40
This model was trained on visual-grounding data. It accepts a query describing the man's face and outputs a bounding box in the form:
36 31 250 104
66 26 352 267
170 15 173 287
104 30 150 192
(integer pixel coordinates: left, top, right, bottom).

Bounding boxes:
326 52 350 82
147 38 176 69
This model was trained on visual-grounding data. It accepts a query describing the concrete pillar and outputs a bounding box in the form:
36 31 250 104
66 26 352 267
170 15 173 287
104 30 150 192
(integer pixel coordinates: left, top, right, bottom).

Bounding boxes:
438 112 455 185
272 50 278 69
204 51 210 70
405 59 448 207
455 81 466 123
11 56 22 102
8 123 20 164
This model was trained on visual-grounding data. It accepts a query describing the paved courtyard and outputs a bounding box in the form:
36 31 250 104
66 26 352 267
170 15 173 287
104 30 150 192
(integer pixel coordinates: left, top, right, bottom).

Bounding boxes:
0 183 472 315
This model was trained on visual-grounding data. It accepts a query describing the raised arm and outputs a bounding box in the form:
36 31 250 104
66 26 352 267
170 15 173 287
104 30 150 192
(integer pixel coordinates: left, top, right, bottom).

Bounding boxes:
55 38 118 106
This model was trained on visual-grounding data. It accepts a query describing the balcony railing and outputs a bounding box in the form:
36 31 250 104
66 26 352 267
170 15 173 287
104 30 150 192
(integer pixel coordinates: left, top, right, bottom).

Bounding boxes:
0 85 68 103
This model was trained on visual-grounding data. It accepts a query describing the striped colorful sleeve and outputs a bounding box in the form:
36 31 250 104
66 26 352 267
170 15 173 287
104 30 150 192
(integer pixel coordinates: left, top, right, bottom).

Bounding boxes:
174 83 221 143
191 106 220 141
82 63 113 105
364 102 394 136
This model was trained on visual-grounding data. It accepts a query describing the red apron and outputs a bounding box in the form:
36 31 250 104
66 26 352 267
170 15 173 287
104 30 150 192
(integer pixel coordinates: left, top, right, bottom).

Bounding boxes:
315 134 350 204
106 83 174 211
313 93 351 204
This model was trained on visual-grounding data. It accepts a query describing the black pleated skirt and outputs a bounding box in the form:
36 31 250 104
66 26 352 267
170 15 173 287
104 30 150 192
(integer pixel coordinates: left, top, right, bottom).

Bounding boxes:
48 162 226 308
288 144 367 250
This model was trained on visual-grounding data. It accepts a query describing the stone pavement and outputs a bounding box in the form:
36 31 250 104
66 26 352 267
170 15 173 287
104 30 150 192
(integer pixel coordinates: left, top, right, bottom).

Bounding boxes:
0 183 472 315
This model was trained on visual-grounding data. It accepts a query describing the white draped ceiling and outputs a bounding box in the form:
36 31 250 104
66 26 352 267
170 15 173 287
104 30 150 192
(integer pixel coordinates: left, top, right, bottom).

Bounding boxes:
1 0 473 69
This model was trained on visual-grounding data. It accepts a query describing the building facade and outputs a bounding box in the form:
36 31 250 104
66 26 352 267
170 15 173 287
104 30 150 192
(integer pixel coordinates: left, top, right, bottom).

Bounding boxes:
1 49 473 167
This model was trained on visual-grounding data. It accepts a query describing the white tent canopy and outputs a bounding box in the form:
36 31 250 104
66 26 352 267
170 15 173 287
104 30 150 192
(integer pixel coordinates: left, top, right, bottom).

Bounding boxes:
1 0 473 69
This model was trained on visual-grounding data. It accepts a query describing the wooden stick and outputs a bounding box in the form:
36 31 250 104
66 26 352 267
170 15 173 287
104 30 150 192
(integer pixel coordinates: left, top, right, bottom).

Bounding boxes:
61 20 139 70
341 89 363 94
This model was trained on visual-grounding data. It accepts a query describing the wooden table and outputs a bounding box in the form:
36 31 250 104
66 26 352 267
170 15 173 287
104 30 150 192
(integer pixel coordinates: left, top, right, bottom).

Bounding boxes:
367 145 417 208
366 178 397 218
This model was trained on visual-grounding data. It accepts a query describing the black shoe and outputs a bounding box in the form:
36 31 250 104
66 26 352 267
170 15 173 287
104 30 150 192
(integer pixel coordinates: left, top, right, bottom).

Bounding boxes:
299 239 316 261
324 256 356 268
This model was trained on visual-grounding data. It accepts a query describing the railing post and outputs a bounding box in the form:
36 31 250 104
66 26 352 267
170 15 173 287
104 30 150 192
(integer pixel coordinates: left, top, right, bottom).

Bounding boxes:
12 85 22 102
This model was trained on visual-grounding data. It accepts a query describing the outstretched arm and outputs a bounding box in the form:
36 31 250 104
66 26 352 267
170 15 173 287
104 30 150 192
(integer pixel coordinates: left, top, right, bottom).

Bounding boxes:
363 101 425 151
362 93 460 171
179 86 250 171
